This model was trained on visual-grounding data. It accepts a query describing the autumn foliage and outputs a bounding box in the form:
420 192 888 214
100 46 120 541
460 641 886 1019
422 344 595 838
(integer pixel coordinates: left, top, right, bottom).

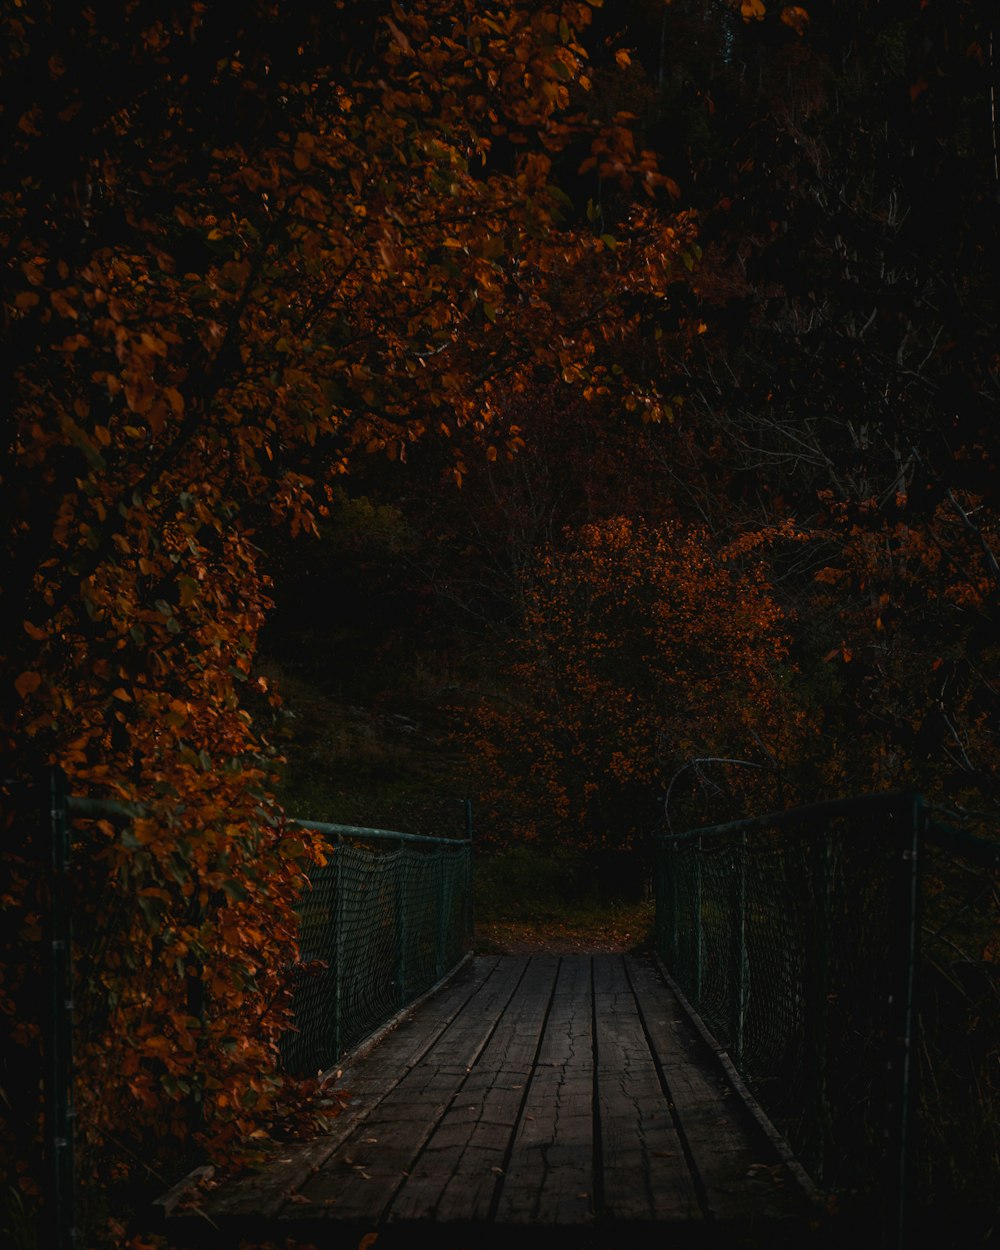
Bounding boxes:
3 0 999 1239
468 518 804 860
0 0 704 1233
808 492 1000 807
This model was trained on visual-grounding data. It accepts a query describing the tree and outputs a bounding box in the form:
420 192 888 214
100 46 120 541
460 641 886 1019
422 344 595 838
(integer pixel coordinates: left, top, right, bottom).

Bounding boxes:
1 0 698 1229
807 490 1000 810
467 517 804 874
614 0 1000 809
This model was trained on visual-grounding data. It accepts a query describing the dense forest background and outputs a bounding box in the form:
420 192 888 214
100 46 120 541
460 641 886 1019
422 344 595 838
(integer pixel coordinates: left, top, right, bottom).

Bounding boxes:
2 0 998 1244
263 0 1000 859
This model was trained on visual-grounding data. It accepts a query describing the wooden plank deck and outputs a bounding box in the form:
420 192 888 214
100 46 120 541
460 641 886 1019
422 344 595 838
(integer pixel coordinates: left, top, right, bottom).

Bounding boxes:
161 954 824 1246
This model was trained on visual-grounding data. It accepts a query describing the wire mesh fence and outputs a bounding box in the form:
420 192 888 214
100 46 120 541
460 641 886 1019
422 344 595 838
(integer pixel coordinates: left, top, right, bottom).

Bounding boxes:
281 822 473 1076
654 793 999 1242
915 819 999 1222
9 778 472 1250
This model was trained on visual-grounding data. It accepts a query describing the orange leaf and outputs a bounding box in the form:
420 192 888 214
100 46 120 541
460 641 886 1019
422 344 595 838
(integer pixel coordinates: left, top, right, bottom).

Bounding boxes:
780 6 810 36
385 16 413 56
15 672 42 698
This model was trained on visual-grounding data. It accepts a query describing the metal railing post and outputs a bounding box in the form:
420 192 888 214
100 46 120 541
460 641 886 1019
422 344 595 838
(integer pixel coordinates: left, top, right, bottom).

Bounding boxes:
333 832 343 1063
435 848 446 980
694 835 703 1005
46 766 75 1250
669 842 680 972
885 795 924 1250
395 837 407 1011
730 830 748 1068
464 799 474 947
809 820 832 1184
654 837 665 956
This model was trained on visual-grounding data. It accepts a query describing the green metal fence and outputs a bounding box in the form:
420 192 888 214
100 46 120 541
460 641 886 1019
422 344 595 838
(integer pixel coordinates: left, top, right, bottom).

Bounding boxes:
281 820 474 1075
654 792 999 1246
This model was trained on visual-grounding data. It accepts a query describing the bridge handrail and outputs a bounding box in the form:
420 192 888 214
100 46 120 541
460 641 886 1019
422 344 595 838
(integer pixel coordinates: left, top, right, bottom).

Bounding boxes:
655 789 912 843
289 817 471 849
656 790 1000 868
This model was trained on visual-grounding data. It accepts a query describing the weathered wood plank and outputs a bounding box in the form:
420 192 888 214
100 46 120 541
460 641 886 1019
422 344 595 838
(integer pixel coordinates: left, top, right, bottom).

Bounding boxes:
202 955 506 1220
493 956 595 1226
387 954 562 1224
159 954 821 1243
627 954 811 1224
593 953 703 1224
282 955 533 1222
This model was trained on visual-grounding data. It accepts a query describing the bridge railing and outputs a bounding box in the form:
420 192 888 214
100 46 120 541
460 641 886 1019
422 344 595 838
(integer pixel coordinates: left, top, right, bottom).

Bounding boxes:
281 819 473 1075
654 792 998 1243
20 776 472 1248
914 817 999 1221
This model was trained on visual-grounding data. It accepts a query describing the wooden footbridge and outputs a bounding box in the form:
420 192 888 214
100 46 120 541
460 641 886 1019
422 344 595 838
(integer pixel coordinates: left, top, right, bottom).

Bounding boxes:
45 791 995 1250
159 953 820 1245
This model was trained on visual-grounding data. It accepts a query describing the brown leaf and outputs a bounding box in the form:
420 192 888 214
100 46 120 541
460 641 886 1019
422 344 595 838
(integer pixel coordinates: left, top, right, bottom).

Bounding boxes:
14 672 42 699
384 16 413 57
